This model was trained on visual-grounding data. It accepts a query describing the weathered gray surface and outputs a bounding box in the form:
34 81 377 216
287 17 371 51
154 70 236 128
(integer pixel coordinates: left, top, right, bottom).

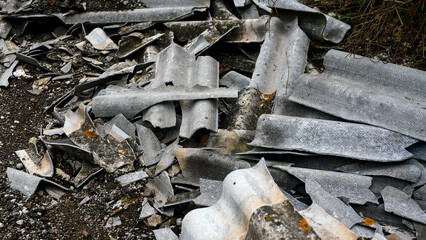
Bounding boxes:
85 28 118 50
155 138 182 175
382 186 426 224
7 168 69 197
139 198 157 219
0 60 18 87
92 85 237 118
174 148 250 182
146 171 174 206
290 50 426 141
220 71 250 91
117 33 164 58
413 185 426 201
15 147 54 178
180 159 286 240
153 228 179 240
103 114 136 139
116 170 148 186
136 124 162 166
305 178 363 228
251 1 350 43
245 202 320 240
250 115 416 161
273 165 377 205
193 179 223 206
337 162 422 183
407 159 426 187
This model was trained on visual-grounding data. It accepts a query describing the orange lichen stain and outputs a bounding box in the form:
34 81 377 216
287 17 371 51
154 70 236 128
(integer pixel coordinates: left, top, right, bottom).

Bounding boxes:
124 199 135 205
85 127 97 138
87 101 93 106
113 208 119 213
198 135 210 147
359 163 365 168
260 91 276 101
364 218 375 225
265 216 277 222
93 120 104 126
300 218 310 230
119 149 127 155
243 107 247 110
50 0 55 5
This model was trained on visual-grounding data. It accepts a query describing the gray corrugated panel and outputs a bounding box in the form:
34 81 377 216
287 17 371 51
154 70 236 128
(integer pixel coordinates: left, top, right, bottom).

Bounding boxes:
180 159 287 240
250 15 309 95
142 43 193 128
251 1 350 43
184 25 236 56
305 178 363 229
117 33 164 58
224 18 267 43
7 168 69 197
290 50 426 141
337 162 422 183
220 71 250 91
250 115 416 161
49 7 208 25
15 147 54 178
153 228 179 240
136 124 162 166
299 204 360 240
273 165 378 205
0 60 18 87
180 56 219 138
174 148 251 182
155 138 182 175
142 0 210 7
382 186 426 224
91 85 237 118
63 104 135 173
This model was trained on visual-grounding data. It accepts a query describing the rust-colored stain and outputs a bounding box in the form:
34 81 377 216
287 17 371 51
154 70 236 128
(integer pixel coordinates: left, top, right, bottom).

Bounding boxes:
265 216 277 222
359 163 365 168
85 127 97 138
93 120 104 126
364 218 375 225
50 0 56 5
300 218 310 230
198 135 210 147
119 149 127 155
260 91 276 101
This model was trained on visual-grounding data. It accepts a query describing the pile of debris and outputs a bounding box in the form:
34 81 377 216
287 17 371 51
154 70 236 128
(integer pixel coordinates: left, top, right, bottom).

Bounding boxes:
1 0 425 239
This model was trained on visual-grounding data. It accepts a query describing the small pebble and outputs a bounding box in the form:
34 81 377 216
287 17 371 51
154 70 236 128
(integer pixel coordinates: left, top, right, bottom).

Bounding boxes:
16 163 24 170
16 220 24 225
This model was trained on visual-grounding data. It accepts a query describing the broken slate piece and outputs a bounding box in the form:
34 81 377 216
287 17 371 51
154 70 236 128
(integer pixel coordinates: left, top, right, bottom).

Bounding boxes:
180 159 286 240
273 165 377 205
250 115 416 161
337 162 422 183
281 190 308 211
146 171 174 206
155 138 182 175
85 28 118 51
407 142 426 162
164 190 201 208
305 178 363 229
117 32 164 58
116 170 148 186
136 124 162 166
153 228 179 240
139 198 157 219
219 71 250 91
0 60 18 87
105 216 121 228
103 114 136 139
7 168 69 197
413 185 426 201
407 159 426 187
381 186 426 224
15 147 54 177
192 178 223 206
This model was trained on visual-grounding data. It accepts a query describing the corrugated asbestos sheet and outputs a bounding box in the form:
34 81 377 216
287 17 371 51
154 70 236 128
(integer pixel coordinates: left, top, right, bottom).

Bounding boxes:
289 50 426 141
180 159 286 240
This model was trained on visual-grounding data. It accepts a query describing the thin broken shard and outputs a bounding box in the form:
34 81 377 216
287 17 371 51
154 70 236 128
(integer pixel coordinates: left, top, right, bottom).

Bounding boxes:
290 50 426 141
164 190 201 208
15 147 54 177
7 168 69 197
381 186 426 224
117 33 164 58
299 204 360 240
273 165 377 205
91 85 238 118
155 138 182 175
139 198 157 219
250 115 416 161
337 161 422 183
116 170 148 186
146 171 174 206
153 228 179 240
220 71 250 91
305 178 363 229
85 28 118 51
136 124 162 166
0 60 18 87
180 159 286 240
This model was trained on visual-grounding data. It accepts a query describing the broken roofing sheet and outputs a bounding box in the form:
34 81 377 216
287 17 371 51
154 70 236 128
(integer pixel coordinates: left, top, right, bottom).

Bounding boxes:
180 159 286 240
290 49 426 141
250 114 417 161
